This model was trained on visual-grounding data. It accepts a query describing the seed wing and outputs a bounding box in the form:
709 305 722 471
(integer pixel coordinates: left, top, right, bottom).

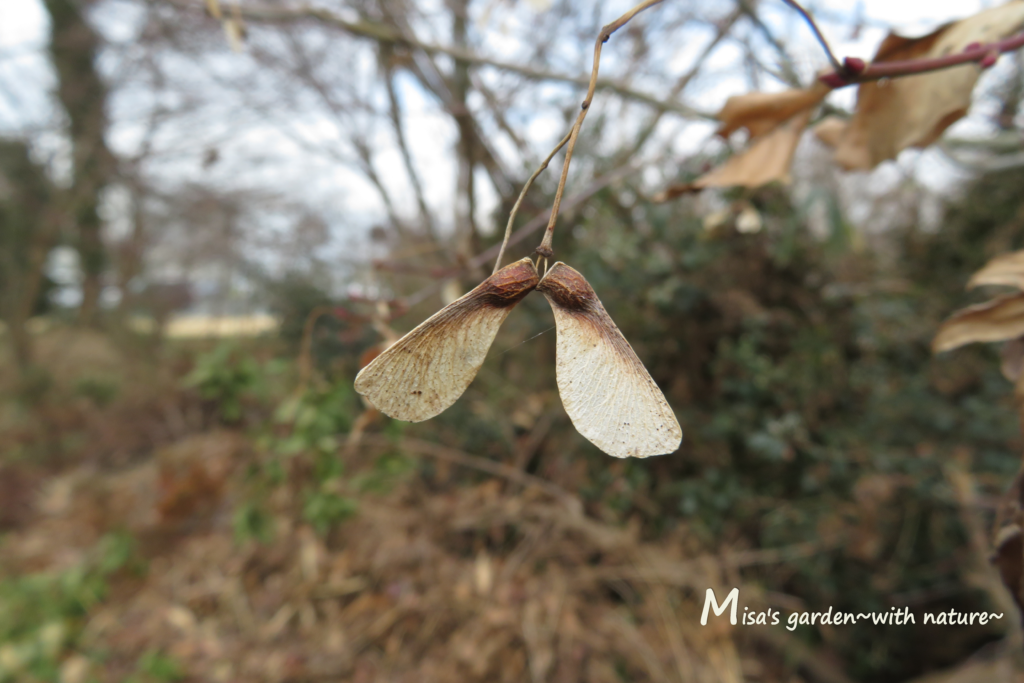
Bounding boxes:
538 262 681 457
355 258 538 422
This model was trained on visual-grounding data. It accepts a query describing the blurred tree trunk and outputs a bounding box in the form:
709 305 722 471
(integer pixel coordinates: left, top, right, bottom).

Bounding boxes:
45 0 115 327
113 180 146 319
0 141 56 368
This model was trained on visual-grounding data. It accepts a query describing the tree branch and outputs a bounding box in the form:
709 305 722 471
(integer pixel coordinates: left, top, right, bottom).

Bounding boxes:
780 0 842 73
625 6 743 158
736 0 802 88
813 31 1024 88
182 0 710 120
383 62 438 242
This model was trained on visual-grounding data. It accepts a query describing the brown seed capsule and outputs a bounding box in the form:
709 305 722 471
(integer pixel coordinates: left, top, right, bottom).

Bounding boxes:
355 257 539 422
538 262 682 458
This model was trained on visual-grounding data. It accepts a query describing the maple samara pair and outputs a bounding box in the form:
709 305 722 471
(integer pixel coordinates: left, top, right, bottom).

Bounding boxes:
355 258 682 458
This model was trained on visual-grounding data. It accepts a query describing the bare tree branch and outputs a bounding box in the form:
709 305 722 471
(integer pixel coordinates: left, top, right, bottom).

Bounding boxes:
383 62 438 242
171 0 712 120
781 0 842 72
819 31 1024 87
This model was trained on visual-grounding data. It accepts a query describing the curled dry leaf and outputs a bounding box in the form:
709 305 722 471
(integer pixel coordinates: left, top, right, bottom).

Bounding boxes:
691 82 830 190
694 104 818 189
967 250 1024 290
354 257 539 422
654 83 829 197
932 292 1024 353
537 262 682 458
826 2 1024 170
716 83 832 139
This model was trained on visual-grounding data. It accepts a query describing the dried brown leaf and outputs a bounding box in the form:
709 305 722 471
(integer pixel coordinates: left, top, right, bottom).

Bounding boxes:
695 105 816 189
653 83 829 195
537 263 682 458
355 257 538 422
716 83 831 139
833 2 1024 170
933 293 1024 353
967 250 1024 290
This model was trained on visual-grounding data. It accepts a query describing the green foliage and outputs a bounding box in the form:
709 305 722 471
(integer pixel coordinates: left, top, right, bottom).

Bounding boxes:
0 532 142 682
301 443 358 534
302 489 358 535
182 343 279 422
272 383 358 457
125 650 185 683
232 501 274 544
351 451 416 494
222 382 368 540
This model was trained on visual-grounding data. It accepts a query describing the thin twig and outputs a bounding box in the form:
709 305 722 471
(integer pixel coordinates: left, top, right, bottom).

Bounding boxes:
737 0 801 88
780 0 842 73
534 0 665 258
625 7 743 159
183 0 710 120
492 130 571 273
407 160 642 307
472 74 530 158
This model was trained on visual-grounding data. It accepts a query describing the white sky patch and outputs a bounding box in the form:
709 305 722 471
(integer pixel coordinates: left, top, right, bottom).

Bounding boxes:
0 0 52 130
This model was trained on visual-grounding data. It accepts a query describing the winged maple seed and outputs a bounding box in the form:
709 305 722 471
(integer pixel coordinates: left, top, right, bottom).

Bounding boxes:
537 262 682 458
355 257 682 458
354 257 539 422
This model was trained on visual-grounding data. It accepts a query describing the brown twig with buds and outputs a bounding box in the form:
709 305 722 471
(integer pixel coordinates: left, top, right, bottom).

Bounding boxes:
817 34 1024 88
